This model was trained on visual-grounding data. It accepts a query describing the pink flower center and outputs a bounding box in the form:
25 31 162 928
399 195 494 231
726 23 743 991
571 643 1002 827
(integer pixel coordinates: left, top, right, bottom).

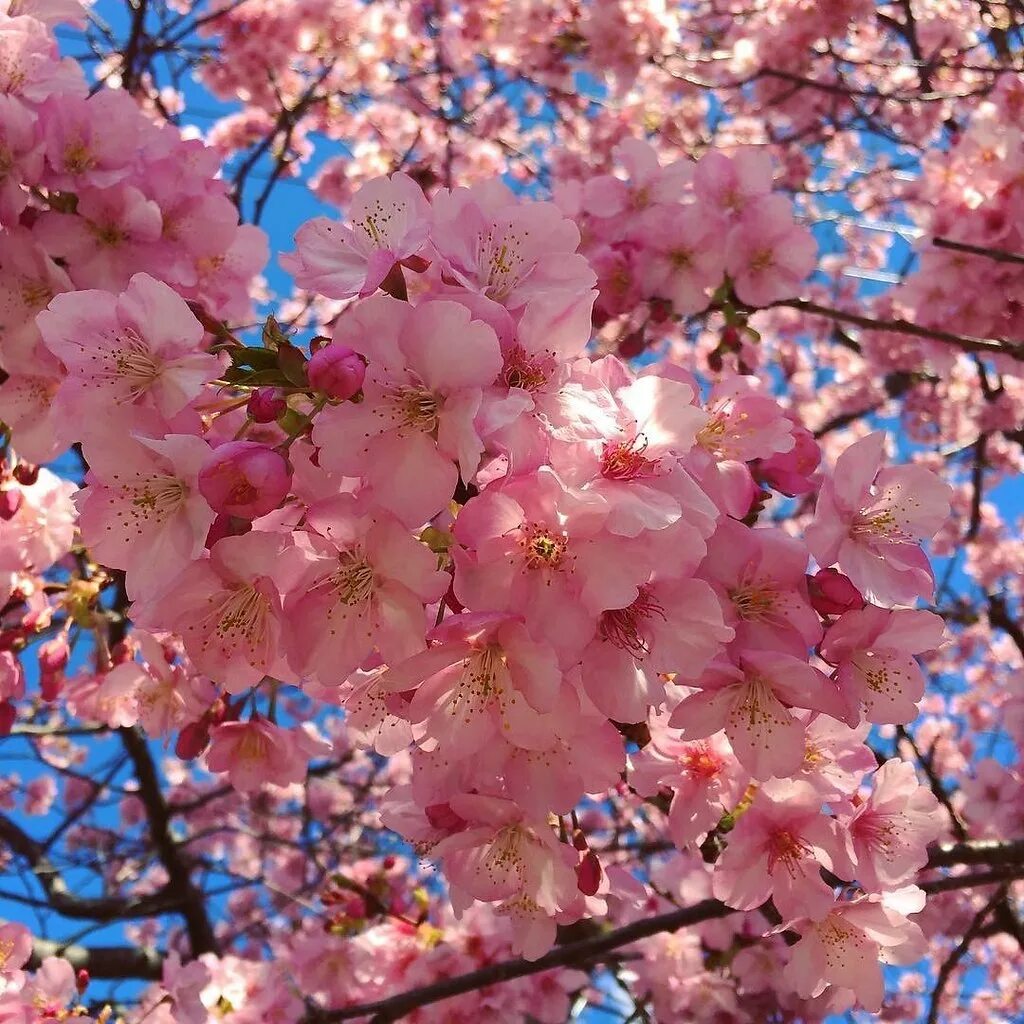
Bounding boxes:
728 583 776 620
766 828 811 875
600 434 659 480
680 744 723 780
520 522 569 572
63 139 95 174
386 383 440 433
851 508 912 544
324 551 376 606
501 345 549 392
598 586 666 658
21 278 53 311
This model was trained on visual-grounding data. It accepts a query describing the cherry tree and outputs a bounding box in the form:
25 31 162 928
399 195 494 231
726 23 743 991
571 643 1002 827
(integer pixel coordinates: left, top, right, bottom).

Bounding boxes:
0 2 1022 1022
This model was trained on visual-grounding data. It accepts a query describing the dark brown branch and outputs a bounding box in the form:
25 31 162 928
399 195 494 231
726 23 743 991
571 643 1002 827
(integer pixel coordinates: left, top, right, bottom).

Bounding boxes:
321 900 734 1022
0 812 181 921
28 939 163 981
926 886 1006 1024
769 298 1024 361
933 236 1024 267
119 727 219 955
318 836 1024 1023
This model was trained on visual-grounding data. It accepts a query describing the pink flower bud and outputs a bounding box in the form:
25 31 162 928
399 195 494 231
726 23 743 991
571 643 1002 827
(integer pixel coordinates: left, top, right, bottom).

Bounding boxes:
576 850 602 896
198 441 292 519
808 568 865 617
39 637 69 674
424 802 467 833
40 672 62 702
0 651 24 701
175 720 210 760
0 701 15 736
76 969 89 994
307 344 366 401
247 387 287 423
12 463 38 486
756 425 821 497
0 488 22 521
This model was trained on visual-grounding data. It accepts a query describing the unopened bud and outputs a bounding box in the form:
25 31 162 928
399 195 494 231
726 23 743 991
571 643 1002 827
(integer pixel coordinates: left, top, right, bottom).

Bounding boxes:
576 850 602 896
0 489 22 521
12 463 38 486
247 387 287 423
175 720 210 760
198 441 292 520
808 568 865 617
307 345 366 401
0 701 15 736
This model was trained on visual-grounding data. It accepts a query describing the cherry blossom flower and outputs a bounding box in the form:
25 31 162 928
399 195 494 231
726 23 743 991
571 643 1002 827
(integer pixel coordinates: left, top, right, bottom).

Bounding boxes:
38 272 218 426
206 718 330 793
806 431 951 606
783 888 928 1012
285 497 447 684
670 650 848 779
312 295 502 527
281 172 430 299
76 433 214 597
712 779 843 920
820 604 945 725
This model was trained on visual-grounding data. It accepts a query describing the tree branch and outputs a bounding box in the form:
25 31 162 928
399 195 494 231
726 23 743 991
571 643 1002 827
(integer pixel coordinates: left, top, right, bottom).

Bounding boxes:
769 298 1024 361
28 939 163 981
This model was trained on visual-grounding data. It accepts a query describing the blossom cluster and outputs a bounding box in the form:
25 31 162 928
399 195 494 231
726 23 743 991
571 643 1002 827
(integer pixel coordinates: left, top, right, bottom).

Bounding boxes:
0 0 265 467
11 143 954 1015
0 7 971 1018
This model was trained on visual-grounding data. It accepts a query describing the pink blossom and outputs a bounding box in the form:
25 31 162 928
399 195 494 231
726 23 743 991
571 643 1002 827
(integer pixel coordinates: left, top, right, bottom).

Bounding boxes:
452 468 622 658
670 650 848 779
640 204 725 315
839 758 944 891
806 431 951 605
783 888 928 1012
429 180 595 308
206 718 330 792
312 295 502 527
38 272 218 426
135 530 301 692
0 15 84 103
820 605 945 724
580 578 733 723
198 441 292 520
699 518 822 658
0 94 41 225
162 951 211 1024
39 88 139 190
0 466 74 574
693 148 774 222
432 793 579 960
284 498 447 684
630 724 749 848
712 779 842 920
35 185 163 290
725 195 818 307
281 172 429 299
582 138 692 219
0 922 31 974
76 433 215 597
379 612 562 757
